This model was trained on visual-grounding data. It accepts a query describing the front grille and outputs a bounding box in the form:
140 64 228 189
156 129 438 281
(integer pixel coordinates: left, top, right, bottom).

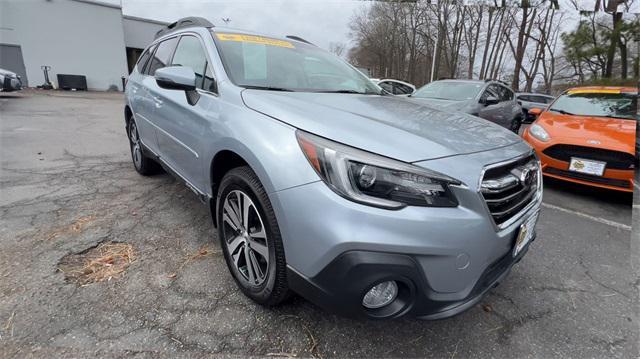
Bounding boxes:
480 154 540 228
544 167 631 189
542 144 635 170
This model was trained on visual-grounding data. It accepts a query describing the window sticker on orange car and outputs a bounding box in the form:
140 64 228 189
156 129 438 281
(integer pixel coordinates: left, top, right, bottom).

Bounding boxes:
567 89 620 94
216 33 295 48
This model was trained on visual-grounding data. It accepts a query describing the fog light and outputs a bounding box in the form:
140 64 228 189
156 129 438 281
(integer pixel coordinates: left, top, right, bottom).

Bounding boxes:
362 281 398 309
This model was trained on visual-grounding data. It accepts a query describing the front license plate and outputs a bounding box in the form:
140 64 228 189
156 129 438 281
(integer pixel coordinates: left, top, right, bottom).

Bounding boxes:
568 157 606 176
513 212 539 257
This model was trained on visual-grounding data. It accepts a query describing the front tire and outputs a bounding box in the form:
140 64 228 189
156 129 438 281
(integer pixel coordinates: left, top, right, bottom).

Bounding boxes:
217 166 289 306
510 116 522 134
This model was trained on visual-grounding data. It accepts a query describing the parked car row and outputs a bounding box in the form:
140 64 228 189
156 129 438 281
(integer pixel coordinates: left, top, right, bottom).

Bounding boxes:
369 77 637 193
0 68 23 92
523 87 637 193
124 18 634 321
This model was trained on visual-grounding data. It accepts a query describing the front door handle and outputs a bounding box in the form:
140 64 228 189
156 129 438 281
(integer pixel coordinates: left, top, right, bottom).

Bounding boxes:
152 96 163 108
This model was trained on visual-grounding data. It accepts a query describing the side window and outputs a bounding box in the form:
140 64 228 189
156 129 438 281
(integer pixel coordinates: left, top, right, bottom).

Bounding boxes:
136 44 155 74
147 37 179 76
489 84 511 102
202 64 216 92
172 35 208 88
393 83 412 95
502 86 514 101
481 87 498 102
379 82 394 93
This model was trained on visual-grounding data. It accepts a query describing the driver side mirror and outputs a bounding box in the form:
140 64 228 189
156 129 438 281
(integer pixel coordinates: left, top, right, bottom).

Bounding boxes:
483 96 499 106
528 107 543 117
154 66 200 105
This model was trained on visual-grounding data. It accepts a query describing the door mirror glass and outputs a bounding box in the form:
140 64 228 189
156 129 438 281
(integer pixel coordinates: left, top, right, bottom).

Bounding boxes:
155 66 197 91
484 96 499 106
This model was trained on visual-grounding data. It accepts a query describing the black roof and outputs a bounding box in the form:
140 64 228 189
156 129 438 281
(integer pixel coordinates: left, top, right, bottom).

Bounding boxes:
155 17 214 39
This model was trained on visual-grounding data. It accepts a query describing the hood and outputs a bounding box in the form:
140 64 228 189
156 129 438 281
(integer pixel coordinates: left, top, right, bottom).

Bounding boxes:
537 112 636 154
241 91 522 162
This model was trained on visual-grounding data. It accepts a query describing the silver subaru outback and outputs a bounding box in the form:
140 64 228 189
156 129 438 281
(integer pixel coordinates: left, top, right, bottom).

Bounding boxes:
124 17 542 319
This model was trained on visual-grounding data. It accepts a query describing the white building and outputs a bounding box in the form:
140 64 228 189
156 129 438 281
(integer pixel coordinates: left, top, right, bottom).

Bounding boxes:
0 0 168 91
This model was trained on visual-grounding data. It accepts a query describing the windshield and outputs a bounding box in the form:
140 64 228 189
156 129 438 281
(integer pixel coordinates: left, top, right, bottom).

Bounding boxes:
549 92 638 120
212 32 381 94
412 81 483 101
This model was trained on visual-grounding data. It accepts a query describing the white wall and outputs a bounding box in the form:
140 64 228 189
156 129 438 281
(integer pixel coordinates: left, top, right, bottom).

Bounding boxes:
0 0 129 90
123 16 167 50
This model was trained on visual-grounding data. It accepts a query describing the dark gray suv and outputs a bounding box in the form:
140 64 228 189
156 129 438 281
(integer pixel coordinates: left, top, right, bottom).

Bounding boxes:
410 79 523 133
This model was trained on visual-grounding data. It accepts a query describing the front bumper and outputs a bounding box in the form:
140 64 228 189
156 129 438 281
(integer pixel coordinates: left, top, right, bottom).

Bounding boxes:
523 130 634 192
271 172 540 319
287 241 532 319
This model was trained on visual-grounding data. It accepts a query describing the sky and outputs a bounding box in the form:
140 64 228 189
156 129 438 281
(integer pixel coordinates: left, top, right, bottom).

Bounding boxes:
115 0 638 54
120 0 369 51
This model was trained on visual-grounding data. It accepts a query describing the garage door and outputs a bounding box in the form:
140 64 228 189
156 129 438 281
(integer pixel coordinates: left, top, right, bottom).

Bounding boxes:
0 44 28 86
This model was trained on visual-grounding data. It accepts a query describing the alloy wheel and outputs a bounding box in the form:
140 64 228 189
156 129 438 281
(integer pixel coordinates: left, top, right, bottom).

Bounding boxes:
221 190 270 286
129 122 142 170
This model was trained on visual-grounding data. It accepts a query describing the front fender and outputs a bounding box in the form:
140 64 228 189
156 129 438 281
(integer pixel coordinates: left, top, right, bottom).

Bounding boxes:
204 109 319 197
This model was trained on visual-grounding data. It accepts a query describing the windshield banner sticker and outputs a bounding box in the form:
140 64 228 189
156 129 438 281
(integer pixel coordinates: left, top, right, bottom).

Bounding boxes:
216 33 294 48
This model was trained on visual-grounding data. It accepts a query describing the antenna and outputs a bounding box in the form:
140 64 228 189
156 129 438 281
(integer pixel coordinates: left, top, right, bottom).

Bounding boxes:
221 18 231 26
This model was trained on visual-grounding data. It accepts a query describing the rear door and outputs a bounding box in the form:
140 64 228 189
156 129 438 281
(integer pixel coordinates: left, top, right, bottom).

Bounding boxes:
128 44 160 154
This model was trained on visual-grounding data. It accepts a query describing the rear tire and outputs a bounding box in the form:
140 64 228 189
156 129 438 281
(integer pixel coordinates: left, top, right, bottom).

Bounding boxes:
127 118 161 176
217 166 290 306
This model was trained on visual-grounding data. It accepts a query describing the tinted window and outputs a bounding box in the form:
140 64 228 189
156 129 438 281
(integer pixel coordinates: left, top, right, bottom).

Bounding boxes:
136 44 155 74
379 82 394 93
503 87 514 101
147 37 179 76
481 87 499 102
202 64 216 92
172 36 208 89
393 83 412 95
489 84 512 102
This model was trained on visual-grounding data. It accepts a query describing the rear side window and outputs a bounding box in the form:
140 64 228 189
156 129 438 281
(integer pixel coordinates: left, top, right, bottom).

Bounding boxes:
489 84 513 102
171 35 216 92
136 44 156 74
147 37 179 76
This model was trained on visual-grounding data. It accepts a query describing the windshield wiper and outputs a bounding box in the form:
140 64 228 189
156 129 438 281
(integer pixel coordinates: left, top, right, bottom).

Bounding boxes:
549 108 576 116
241 85 294 92
314 89 379 95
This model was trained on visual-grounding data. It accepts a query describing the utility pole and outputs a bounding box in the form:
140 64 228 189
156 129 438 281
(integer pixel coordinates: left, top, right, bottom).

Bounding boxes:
430 31 439 83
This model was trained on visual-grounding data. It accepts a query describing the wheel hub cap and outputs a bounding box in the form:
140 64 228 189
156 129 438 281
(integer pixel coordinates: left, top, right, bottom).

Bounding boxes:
221 190 269 286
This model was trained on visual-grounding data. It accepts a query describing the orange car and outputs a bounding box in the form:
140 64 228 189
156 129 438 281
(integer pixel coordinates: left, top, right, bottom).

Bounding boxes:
522 86 638 192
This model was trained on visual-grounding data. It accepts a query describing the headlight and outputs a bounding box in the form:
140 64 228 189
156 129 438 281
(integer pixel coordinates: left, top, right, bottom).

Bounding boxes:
296 130 461 209
529 124 550 142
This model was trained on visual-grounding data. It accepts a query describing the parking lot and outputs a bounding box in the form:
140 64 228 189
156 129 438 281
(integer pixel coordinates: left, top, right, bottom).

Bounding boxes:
0 90 636 358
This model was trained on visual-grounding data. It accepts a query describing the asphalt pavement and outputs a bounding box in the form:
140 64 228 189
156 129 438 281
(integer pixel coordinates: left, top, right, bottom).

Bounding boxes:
0 90 636 358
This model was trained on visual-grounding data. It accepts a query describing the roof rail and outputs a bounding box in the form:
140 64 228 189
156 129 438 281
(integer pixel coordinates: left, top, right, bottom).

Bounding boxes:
155 17 214 39
286 35 313 45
